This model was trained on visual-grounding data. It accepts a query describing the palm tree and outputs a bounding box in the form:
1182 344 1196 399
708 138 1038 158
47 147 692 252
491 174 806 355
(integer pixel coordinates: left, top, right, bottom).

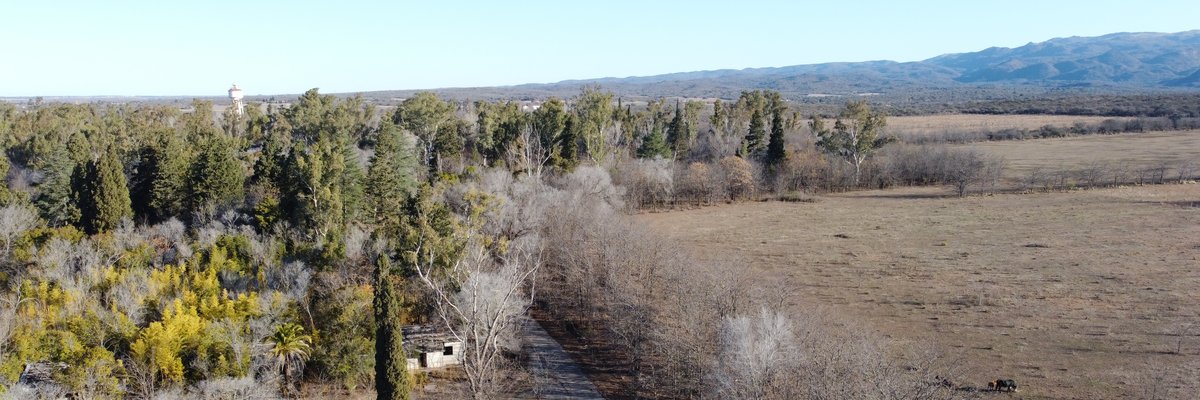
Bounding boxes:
267 322 313 397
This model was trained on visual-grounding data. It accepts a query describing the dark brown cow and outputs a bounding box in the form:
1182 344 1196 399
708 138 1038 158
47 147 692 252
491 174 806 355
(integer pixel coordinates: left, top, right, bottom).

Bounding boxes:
989 378 1017 392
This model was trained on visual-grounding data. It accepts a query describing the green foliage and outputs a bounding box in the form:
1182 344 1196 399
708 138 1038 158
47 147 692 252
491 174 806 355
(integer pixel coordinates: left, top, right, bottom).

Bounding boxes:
281 140 347 247
34 144 80 226
78 146 132 233
637 123 670 159
740 108 767 158
531 97 568 168
276 89 367 248
268 323 312 395
813 100 892 185
575 86 614 162
432 120 467 174
189 136 246 213
374 257 411 400
309 277 375 391
367 122 418 226
148 134 193 221
254 194 281 232
388 185 466 282
665 102 686 158
556 114 581 171
766 108 787 168
394 92 455 166
251 110 293 190
0 154 13 206
475 101 526 168
182 100 221 143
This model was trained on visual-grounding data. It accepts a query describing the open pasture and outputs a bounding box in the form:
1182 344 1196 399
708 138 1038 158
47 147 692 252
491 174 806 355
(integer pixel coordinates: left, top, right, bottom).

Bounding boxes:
638 184 1200 399
887 114 1132 137
967 130 1200 182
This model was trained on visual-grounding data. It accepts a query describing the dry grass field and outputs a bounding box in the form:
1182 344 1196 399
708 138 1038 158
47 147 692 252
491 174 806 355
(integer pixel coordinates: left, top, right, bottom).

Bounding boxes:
887 114 1132 138
966 130 1200 181
638 184 1200 399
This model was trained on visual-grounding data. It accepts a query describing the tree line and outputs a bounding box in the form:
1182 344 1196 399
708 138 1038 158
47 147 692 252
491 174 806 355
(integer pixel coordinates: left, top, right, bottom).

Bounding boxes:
0 86 975 399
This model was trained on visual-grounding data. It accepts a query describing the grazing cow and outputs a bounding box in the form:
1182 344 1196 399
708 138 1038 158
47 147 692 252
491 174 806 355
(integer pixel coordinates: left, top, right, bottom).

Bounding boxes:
989 378 1017 392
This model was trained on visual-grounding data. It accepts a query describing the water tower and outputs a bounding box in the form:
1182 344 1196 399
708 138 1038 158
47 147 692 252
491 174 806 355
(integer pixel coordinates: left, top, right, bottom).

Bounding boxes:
228 84 245 116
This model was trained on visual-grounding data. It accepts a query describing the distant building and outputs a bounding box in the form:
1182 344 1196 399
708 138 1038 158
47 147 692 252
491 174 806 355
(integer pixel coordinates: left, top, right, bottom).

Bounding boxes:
228 84 244 116
402 324 463 370
521 101 542 112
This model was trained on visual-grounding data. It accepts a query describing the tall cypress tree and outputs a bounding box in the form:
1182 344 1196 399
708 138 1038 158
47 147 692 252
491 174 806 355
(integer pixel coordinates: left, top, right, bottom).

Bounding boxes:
766 108 787 168
555 114 581 171
665 101 686 157
374 257 410 400
80 146 132 233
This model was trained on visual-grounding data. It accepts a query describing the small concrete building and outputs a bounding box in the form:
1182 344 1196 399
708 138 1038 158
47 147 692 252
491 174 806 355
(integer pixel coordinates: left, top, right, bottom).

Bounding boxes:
402 324 463 370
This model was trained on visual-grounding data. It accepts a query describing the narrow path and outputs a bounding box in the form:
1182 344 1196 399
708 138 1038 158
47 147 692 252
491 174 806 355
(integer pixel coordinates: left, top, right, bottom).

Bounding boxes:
524 319 604 399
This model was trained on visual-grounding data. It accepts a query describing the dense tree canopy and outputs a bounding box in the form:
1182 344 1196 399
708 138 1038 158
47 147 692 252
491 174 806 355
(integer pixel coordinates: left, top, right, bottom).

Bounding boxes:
0 86 960 399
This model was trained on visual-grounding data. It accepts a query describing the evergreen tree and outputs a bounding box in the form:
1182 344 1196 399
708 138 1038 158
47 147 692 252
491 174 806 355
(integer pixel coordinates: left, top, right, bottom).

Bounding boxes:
531 98 567 166
374 256 411 400
79 147 132 233
149 135 191 221
666 102 687 158
367 122 418 227
432 121 465 174
182 100 220 144
555 114 581 170
189 137 245 213
337 134 366 224
252 128 287 189
0 154 12 206
128 145 157 221
35 145 79 226
766 108 787 168
280 140 347 247
741 108 767 158
637 124 669 159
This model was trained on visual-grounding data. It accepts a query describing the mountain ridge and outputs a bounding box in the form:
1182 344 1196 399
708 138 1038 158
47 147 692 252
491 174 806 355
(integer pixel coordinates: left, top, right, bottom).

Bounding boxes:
343 30 1200 103
6 30 1198 103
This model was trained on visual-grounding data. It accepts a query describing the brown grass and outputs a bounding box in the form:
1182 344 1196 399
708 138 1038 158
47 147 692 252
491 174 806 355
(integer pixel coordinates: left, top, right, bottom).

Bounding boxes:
637 184 1200 399
965 130 1200 180
887 114 1132 137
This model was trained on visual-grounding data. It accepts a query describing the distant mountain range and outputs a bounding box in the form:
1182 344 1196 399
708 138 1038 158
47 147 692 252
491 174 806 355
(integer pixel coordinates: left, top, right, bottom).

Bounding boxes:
929 31 1200 85
7 30 1199 106
365 30 1200 102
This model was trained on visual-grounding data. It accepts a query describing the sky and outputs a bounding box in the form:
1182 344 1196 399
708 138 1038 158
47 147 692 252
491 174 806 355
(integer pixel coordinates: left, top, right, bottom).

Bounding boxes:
1 0 1196 96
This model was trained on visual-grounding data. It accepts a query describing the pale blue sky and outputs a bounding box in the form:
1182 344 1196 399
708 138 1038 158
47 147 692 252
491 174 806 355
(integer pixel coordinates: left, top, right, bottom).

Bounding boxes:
1 0 1195 96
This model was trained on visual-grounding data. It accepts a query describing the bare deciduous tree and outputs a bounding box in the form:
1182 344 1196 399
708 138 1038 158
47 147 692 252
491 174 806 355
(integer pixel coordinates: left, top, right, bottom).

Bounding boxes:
712 308 800 399
0 204 38 258
413 237 539 399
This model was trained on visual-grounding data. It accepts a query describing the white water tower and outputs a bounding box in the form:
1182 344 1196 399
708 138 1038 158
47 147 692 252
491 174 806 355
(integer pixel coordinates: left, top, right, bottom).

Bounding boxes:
228 84 245 116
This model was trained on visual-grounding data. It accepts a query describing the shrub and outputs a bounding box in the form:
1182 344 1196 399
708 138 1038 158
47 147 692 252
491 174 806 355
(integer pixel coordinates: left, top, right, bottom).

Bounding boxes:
613 158 674 209
674 162 717 206
717 156 756 201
